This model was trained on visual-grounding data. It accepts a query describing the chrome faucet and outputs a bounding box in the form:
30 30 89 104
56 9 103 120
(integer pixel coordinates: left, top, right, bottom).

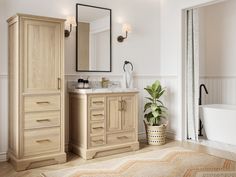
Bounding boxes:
199 84 208 136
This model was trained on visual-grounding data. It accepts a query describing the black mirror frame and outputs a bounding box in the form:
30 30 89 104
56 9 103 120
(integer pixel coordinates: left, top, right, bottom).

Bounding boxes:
76 3 112 72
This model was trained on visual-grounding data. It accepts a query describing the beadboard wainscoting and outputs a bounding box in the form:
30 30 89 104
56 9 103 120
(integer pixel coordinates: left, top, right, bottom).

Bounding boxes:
0 74 8 162
200 76 236 105
65 74 179 148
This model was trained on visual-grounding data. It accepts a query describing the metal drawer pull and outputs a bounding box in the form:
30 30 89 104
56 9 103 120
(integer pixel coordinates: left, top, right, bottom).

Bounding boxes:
117 136 129 140
57 78 61 90
93 114 104 117
36 119 50 122
122 100 127 111
92 127 104 130
118 101 122 111
36 139 51 143
92 101 104 104
92 139 104 143
36 101 50 104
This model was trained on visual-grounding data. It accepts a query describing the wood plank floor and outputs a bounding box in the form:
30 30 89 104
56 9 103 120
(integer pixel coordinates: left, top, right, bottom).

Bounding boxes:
1 140 236 177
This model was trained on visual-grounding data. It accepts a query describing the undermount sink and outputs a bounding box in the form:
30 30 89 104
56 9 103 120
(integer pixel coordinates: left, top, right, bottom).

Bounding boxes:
70 87 138 94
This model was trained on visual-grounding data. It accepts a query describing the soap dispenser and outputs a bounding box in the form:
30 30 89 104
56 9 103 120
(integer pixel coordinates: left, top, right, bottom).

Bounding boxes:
77 77 84 89
83 77 90 89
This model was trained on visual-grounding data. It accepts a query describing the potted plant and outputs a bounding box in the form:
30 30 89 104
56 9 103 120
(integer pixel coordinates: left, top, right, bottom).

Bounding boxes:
144 80 168 145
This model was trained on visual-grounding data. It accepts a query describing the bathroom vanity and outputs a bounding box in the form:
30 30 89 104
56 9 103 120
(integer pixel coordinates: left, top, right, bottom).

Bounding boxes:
69 88 139 159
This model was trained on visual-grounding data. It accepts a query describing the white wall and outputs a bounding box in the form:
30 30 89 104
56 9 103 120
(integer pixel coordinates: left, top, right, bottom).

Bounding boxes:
3 0 162 75
0 0 167 161
0 0 9 162
1 0 226 161
199 0 236 105
200 0 236 77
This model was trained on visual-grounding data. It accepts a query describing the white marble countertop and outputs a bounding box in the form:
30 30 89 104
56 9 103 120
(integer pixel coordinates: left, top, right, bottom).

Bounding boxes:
68 88 139 94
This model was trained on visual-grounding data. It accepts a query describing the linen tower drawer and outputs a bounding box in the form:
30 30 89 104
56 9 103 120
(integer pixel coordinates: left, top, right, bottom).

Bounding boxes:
23 127 61 157
24 95 60 112
24 111 60 129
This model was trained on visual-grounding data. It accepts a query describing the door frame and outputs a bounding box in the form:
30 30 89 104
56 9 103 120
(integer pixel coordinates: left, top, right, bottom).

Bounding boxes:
180 0 228 141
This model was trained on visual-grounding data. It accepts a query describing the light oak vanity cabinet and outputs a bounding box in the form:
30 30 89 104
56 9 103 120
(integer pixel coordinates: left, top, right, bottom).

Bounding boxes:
69 91 139 159
8 14 66 171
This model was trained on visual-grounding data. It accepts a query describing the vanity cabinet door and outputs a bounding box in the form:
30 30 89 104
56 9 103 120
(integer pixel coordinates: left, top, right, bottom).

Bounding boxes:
106 96 122 132
121 95 136 131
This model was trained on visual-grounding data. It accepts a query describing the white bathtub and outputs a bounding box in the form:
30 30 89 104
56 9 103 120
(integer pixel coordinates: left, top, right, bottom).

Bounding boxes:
200 104 236 146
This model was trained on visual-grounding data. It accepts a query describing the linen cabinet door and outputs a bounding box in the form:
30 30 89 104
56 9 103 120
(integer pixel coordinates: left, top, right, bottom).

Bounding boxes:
22 19 61 93
106 96 122 132
122 95 136 131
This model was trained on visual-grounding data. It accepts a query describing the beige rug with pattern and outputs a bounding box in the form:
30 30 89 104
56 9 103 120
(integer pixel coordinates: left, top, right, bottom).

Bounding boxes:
42 147 236 177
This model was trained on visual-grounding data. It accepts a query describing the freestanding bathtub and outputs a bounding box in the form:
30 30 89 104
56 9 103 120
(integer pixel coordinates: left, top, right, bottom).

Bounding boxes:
199 104 236 146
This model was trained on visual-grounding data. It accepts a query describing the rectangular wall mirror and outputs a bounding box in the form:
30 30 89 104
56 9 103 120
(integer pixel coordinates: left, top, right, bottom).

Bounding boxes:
76 4 112 72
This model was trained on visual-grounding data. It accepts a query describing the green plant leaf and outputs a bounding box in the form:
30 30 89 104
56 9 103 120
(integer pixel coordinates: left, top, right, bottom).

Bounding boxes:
145 97 153 102
156 85 162 94
152 81 160 92
144 88 154 98
152 110 159 118
151 104 158 112
144 102 152 112
143 80 167 125
157 100 164 105
158 89 165 98
159 105 168 110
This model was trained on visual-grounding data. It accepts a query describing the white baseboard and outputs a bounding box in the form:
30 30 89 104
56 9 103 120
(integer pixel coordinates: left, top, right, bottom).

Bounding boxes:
0 152 8 162
166 131 178 140
138 132 147 140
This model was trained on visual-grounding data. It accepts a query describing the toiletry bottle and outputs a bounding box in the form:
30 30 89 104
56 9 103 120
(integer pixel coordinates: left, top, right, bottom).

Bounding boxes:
83 80 89 89
101 77 109 88
77 77 84 89
83 77 89 89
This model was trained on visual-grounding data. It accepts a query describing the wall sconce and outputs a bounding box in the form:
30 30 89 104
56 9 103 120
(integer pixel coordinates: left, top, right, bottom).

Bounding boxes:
117 23 132 43
65 16 77 37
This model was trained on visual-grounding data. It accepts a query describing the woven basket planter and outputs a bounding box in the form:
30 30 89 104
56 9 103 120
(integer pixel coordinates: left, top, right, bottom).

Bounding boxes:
145 123 167 145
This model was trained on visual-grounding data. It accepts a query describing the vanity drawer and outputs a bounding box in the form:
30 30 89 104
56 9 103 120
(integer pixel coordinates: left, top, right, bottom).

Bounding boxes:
89 135 105 148
89 109 105 121
107 132 135 145
89 96 105 108
24 111 60 129
24 95 60 112
23 127 60 157
90 122 105 135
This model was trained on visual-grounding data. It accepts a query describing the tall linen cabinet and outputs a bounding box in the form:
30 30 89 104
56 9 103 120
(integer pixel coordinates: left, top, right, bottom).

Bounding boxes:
8 14 66 171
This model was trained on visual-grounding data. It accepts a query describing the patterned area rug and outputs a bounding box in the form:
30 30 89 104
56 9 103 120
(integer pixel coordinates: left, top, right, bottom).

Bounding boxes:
42 147 236 177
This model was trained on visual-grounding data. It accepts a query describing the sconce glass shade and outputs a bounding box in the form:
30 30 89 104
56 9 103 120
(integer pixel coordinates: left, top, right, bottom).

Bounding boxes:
117 23 132 42
122 23 132 33
65 16 77 28
65 16 77 37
